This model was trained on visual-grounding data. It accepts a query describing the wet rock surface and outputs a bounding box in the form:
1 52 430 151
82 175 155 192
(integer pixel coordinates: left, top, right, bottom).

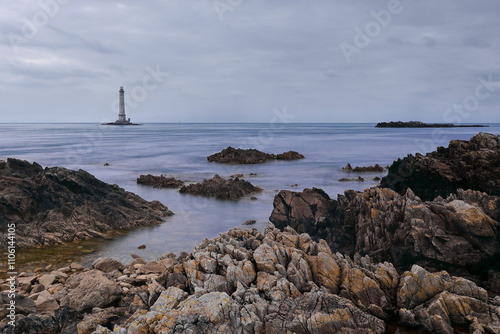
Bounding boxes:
0 159 173 248
2 226 499 333
381 132 500 201
137 174 184 188
179 174 262 200
207 147 304 164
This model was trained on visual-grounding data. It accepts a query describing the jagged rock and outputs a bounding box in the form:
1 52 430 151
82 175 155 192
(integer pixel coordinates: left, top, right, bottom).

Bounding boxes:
381 132 500 200
275 151 305 160
38 274 57 287
179 174 261 200
270 187 500 281
92 257 124 273
207 146 304 164
0 158 173 248
136 174 184 188
60 270 122 312
398 265 491 333
1 306 80 334
32 290 59 313
77 307 126 334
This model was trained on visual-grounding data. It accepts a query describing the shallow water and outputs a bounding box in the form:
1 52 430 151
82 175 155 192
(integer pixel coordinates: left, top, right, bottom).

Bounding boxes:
1 123 498 271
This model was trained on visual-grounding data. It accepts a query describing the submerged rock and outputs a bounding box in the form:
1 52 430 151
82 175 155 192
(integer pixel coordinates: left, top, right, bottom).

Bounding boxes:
0 159 173 248
179 174 261 200
381 132 500 200
207 146 304 164
136 174 184 188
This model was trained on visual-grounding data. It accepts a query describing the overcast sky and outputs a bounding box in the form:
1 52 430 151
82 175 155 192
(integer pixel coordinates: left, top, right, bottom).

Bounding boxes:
2 1 500 123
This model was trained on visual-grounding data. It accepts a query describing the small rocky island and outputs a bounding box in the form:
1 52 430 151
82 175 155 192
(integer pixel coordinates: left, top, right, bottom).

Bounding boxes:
179 174 261 200
207 147 304 164
376 121 489 128
137 174 184 188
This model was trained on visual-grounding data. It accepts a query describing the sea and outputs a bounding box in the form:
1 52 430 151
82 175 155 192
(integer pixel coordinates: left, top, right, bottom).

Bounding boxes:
1 123 499 270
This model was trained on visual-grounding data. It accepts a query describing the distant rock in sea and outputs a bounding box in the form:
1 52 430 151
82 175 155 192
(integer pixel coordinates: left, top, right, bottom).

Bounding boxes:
179 174 261 200
375 121 488 128
207 147 304 164
137 174 184 188
0 159 172 248
343 163 385 172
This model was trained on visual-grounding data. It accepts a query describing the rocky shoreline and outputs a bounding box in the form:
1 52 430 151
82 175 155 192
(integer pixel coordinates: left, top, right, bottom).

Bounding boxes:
1 133 500 333
0 159 172 249
2 225 499 333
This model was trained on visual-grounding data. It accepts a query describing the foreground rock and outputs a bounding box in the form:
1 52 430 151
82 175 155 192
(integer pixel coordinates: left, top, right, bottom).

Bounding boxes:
270 187 500 285
2 226 499 333
0 159 172 248
381 132 500 200
137 174 184 188
179 174 261 200
207 147 304 164
375 121 488 128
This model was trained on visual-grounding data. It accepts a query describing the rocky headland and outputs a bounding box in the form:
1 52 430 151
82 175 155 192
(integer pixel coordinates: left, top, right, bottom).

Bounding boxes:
270 133 500 285
2 226 499 333
137 174 185 188
179 174 262 200
207 147 304 164
376 121 489 128
0 159 172 248
381 132 500 201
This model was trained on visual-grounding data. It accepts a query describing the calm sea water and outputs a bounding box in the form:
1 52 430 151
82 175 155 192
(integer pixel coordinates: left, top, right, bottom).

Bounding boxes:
1 123 499 269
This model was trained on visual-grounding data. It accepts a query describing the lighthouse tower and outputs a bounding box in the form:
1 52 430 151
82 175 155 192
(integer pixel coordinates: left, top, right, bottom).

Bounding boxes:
116 87 131 124
102 86 140 125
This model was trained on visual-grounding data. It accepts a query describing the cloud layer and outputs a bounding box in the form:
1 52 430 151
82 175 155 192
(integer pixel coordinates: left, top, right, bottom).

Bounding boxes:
2 0 500 123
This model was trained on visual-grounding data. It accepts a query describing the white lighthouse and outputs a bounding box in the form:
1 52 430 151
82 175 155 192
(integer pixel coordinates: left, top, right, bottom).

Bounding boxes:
117 86 128 123
103 87 140 125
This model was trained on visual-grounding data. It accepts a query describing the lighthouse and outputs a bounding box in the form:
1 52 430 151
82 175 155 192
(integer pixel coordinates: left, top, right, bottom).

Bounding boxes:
102 87 141 125
117 86 128 123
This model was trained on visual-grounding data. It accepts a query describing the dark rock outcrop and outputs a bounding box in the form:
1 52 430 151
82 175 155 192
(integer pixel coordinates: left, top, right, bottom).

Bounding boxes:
343 163 385 172
381 132 500 201
275 151 305 160
179 174 261 200
207 147 304 164
376 121 488 128
0 159 172 248
270 187 500 282
137 174 184 188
